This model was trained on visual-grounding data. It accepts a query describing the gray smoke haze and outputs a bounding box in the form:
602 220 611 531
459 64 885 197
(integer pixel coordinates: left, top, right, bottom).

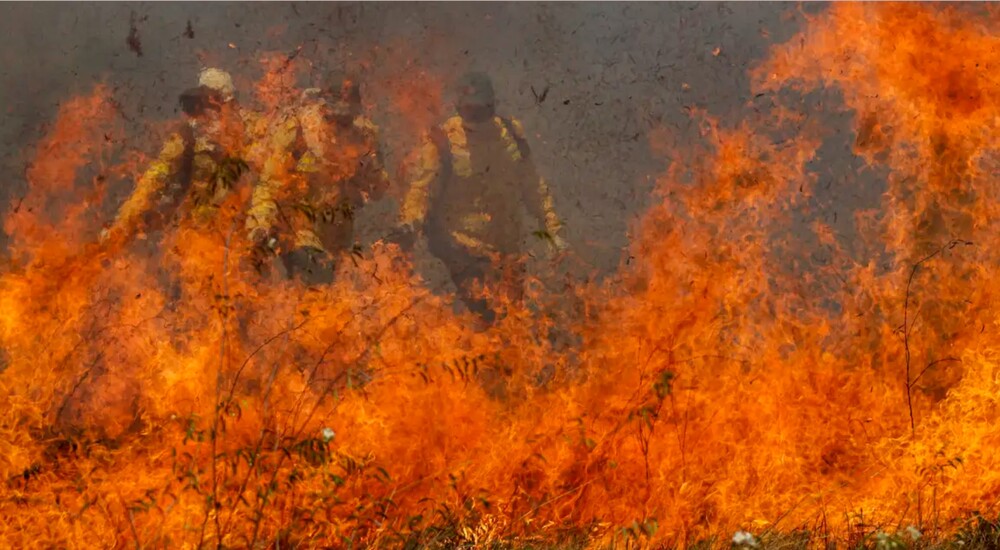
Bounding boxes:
1 2 839 281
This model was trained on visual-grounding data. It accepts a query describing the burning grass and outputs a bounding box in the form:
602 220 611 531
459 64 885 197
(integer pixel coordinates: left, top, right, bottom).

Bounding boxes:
2 3 1000 548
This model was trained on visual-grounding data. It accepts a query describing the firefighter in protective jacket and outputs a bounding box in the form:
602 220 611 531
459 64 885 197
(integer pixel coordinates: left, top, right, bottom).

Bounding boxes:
246 78 390 284
397 72 566 322
101 68 260 244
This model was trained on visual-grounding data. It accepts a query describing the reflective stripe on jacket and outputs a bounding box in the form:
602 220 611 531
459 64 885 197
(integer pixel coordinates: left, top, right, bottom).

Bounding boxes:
400 114 562 254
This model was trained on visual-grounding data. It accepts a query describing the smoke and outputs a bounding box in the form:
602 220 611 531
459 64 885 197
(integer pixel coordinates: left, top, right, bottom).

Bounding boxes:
0 2 804 276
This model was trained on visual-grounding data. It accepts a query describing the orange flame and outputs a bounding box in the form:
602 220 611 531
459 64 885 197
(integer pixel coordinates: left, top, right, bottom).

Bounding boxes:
2 5 1000 548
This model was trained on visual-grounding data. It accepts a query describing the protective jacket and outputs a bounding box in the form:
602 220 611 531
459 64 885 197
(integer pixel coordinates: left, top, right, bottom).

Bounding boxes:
400 114 562 256
246 101 389 256
108 106 261 238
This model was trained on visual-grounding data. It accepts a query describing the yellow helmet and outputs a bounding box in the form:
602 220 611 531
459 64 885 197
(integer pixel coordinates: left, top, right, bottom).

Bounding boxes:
198 67 235 102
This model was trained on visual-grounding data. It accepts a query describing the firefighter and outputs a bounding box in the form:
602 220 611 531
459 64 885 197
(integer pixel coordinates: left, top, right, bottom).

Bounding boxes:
246 77 390 285
100 68 255 245
394 71 567 325
80 70 259 442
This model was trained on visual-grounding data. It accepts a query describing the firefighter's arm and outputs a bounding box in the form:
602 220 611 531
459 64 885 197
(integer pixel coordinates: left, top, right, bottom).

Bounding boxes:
398 133 441 231
509 118 567 250
240 109 271 169
245 117 299 244
530 175 567 251
102 132 186 241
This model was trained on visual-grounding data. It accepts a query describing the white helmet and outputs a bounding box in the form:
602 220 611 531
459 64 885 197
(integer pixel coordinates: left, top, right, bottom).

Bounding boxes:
198 67 235 102
300 87 325 105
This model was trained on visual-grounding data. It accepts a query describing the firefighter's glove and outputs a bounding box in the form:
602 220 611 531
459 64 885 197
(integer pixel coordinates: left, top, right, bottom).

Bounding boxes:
250 227 279 255
99 226 126 246
533 228 568 254
550 234 569 253
248 227 280 275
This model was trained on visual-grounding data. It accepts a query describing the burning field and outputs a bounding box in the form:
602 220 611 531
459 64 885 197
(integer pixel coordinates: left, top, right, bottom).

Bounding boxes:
2 2 1000 548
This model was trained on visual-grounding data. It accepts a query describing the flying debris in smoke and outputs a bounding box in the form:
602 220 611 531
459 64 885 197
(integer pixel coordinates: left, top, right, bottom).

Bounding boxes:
127 11 145 57
0 3 999 548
